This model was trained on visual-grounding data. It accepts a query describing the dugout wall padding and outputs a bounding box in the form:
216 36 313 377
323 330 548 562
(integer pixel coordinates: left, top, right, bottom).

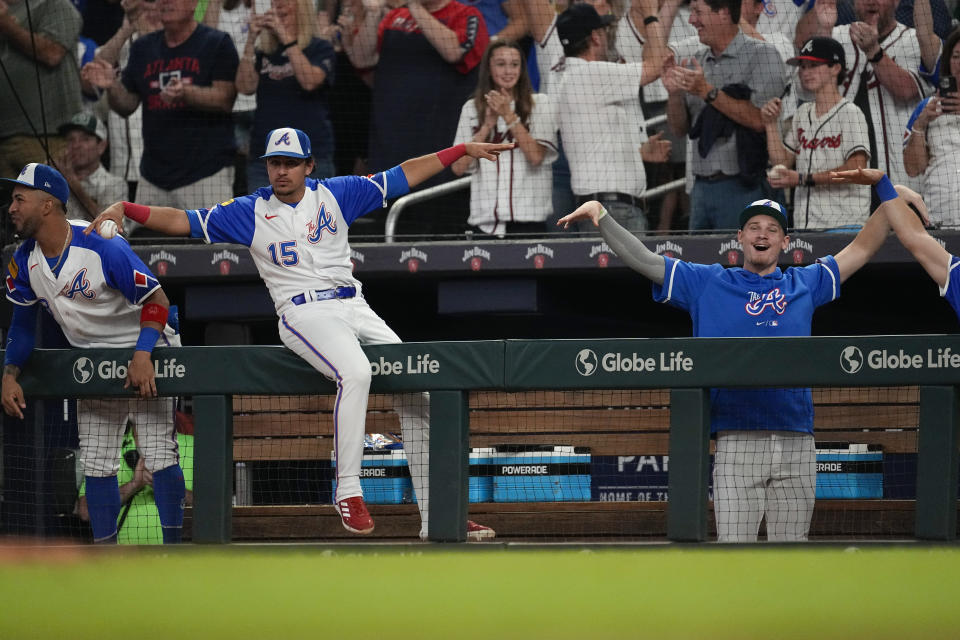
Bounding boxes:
5 335 960 542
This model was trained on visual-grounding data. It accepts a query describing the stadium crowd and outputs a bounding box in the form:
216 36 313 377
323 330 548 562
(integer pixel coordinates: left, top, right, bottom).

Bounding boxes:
1 0 959 236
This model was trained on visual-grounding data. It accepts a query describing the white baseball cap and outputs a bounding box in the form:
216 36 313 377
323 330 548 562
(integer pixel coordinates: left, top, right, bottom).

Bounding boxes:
260 127 312 159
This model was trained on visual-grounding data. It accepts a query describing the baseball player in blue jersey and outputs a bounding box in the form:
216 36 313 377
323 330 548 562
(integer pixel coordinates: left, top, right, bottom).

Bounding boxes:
557 181 921 541
86 128 511 539
2 163 186 544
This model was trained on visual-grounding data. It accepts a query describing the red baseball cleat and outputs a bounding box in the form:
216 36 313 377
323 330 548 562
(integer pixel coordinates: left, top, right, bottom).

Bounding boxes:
466 520 496 541
335 497 375 534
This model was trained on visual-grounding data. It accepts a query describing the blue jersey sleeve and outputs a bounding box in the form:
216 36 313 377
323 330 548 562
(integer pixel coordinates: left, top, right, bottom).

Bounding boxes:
652 257 724 313
100 238 162 305
941 255 960 318
904 97 932 146
4 246 38 306
795 255 841 307
321 166 410 225
186 194 258 245
4 303 38 368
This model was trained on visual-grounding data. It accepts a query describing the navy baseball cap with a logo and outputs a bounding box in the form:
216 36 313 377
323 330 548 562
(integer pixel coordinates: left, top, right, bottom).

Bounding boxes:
0 163 69 205
739 199 789 232
260 127 312 159
788 37 846 70
557 3 616 48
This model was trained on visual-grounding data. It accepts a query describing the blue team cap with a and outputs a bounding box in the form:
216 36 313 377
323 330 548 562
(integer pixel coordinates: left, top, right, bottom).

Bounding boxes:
739 199 789 232
1 163 69 205
260 127 312 159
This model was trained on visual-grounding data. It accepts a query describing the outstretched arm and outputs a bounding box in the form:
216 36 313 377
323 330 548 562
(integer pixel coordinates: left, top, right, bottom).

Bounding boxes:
834 169 949 286
400 142 514 189
557 201 666 285
84 202 192 238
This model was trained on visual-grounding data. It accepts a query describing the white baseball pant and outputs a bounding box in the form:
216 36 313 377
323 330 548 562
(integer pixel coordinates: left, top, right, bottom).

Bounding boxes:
78 396 178 476
278 295 431 534
713 430 816 543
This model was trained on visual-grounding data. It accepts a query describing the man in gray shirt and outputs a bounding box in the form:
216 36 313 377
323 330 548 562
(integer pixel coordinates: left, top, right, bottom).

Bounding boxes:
0 0 83 178
664 0 785 230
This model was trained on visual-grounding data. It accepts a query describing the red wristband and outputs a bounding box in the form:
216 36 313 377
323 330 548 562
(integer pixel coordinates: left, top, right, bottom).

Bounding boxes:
140 302 168 326
437 143 466 168
123 201 151 224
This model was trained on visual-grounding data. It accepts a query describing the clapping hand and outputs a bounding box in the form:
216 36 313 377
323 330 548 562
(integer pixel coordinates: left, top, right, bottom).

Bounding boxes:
82 59 119 90
641 132 672 163
160 76 184 104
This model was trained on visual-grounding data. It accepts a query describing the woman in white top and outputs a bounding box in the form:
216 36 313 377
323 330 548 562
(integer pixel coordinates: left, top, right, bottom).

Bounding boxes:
452 41 558 237
903 27 960 228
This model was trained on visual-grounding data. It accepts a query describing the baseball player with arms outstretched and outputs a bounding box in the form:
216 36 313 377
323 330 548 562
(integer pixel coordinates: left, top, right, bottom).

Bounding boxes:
2 164 185 544
86 129 511 539
557 183 921 541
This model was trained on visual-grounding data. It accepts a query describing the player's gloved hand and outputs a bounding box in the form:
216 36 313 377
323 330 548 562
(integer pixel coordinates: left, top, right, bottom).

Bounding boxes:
126 351 157 398
557 200 606 229
1 374 26 419
84 202 127 237
829 167 885 185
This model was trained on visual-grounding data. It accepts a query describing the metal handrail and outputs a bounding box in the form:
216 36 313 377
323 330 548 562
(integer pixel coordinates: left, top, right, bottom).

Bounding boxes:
383 115 678 243
384 176 471 243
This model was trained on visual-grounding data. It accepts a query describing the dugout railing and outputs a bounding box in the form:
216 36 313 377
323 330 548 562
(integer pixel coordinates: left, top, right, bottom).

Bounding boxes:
4 336 960 544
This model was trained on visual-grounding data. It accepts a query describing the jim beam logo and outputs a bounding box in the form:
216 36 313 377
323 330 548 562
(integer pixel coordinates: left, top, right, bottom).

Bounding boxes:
350 249 365 272
787 239 813 265
524 243 554 269
654 240 683 259
463 246 491 272
399 247 427 273
211 249 240 275
589 242 616 268
149 250 177 276
719 239 742 265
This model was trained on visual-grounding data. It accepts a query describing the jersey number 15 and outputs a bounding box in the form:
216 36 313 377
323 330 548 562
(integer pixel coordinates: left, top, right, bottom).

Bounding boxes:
268 241 299 267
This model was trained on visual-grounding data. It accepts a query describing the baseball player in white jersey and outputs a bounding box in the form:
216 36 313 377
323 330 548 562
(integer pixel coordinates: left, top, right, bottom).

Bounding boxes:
2 163 185 544
763 37 872 228
86 128 511 539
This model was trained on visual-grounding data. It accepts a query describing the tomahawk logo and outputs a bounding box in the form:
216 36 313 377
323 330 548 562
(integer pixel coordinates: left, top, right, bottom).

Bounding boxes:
73 357 94 384
575 349 598 376
840 346 864 374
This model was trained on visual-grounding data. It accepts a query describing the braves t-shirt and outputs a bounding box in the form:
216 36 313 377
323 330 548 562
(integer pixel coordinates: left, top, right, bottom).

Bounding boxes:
122 24 238 190
368 1 488 174
250 38 337 161
653 255 842 433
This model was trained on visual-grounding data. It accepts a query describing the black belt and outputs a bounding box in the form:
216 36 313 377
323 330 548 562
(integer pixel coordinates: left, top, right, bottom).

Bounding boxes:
577 192 640 206
695 172 736 182
291 286 357 305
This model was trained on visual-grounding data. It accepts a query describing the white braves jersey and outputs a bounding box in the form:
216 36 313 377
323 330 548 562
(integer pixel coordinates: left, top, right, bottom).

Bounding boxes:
905 98 960 226
833 22 929 190
186 169 406 314
454 94 559 233
785 99 871 228
5 221 175 348
534 16 565 95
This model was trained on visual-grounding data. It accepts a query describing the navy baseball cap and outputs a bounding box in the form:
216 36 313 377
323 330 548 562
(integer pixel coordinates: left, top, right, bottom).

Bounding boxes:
557 4 616 48
1 163 69 205
788 37 845 70
260 127 312 159
739 199 789 232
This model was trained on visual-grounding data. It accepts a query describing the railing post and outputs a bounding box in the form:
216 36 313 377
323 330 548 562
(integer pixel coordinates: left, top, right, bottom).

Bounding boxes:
428 390 469 542
192 394 233 543
668 388 712 542
915 385 959 540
